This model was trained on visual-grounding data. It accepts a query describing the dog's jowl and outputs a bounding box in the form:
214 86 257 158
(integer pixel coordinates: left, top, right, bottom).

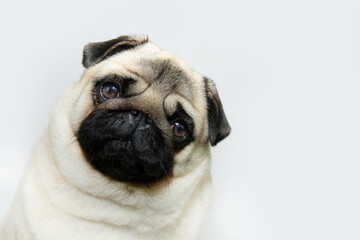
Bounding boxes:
0 35 231 240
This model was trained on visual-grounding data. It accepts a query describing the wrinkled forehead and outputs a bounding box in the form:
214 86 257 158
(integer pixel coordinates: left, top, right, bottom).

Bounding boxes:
82 43 201 104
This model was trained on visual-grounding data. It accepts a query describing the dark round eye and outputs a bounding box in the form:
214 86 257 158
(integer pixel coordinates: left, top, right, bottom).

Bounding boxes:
101 83 119 99
171 122 187 138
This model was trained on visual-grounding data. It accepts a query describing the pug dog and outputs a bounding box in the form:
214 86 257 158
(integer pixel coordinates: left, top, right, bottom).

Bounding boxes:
0 35 230 240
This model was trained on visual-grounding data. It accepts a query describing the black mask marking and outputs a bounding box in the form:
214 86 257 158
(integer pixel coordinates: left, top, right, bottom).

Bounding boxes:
167 104 195 151
77 110 172 185
92 75 136 103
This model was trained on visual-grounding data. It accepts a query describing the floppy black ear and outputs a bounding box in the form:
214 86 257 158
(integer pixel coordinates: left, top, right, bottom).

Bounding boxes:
82 35 148 68
204 77 231 146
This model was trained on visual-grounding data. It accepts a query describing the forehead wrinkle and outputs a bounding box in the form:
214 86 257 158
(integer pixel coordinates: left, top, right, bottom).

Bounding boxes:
154 62 167 82
122 66 150 84
163 88 200 117
152 63 200 114
156 64 195 95
173 90 199 111
141 58 183 83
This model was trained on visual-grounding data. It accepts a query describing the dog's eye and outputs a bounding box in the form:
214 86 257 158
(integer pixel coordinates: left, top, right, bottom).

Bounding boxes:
171 122 187 138
101 83 119 99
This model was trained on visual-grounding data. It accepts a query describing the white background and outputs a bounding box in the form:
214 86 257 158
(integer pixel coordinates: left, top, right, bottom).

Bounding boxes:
1 0 360 239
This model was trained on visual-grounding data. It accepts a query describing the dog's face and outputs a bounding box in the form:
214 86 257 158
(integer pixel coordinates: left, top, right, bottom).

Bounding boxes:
73 36 230 185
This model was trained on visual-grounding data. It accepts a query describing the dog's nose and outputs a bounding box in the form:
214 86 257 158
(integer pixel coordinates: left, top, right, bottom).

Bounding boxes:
117 110 154 138
116 111 143 137
127 110 141 125
136 115 154 131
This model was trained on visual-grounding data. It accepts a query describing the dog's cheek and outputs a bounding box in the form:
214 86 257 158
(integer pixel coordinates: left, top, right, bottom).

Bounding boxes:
71 87 96 132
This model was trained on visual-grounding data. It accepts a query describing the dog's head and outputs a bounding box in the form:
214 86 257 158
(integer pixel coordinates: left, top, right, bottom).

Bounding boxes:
74 36 230 185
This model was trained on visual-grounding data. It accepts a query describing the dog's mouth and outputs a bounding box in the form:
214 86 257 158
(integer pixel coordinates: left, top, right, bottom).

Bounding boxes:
77 109 173 184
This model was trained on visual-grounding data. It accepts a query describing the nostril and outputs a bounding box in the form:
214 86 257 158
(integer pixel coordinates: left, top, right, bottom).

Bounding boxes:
131 110 139 115
127 113 135 125
126 141 133 151
127 110 143 126
146 117 153 123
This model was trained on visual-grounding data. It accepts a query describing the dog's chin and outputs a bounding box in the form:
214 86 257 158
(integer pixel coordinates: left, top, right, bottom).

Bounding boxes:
77 110 173 185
